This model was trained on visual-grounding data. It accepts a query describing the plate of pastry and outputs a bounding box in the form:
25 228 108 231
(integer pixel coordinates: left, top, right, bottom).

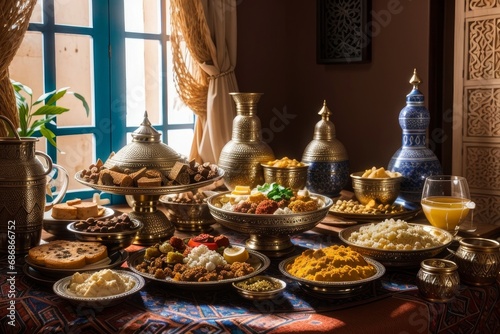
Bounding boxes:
25 240 128 277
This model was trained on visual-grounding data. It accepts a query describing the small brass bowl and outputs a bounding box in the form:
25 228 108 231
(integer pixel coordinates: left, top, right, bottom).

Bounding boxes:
160 194 216 232
67 219 143 252
261 164 309 190
350 171 403 205
232 275 286 300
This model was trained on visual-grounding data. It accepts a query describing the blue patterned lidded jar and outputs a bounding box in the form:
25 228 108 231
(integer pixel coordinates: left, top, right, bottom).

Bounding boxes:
388 69 442 202
302 101 349 197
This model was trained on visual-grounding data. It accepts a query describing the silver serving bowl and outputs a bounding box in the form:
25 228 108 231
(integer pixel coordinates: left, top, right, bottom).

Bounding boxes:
339 223 454 267
207 192 333 256
53 270 145 309
232 275 286 300
261 164 309 190
160 193 216 232
67 219 143 252
279 255 385 297
350 171 403 205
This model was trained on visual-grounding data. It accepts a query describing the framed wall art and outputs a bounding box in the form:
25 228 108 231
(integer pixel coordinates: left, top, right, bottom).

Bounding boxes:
317 0 372 64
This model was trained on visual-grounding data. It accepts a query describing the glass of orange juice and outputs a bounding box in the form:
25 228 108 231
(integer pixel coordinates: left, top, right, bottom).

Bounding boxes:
421 175 475 235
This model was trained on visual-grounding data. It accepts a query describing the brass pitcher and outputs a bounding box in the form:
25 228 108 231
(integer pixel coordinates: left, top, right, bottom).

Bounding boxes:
0 116 68 254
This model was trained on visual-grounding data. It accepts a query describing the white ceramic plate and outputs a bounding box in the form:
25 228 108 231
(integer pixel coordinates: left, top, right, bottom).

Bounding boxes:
53 270 145 309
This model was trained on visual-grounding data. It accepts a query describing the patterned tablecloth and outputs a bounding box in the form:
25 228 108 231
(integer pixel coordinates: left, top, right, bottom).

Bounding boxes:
1 223 499 334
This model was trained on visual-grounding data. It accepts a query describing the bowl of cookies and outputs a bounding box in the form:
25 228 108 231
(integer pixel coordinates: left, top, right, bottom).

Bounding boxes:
351 167 403 206
160 190 217 232
67 213 143 251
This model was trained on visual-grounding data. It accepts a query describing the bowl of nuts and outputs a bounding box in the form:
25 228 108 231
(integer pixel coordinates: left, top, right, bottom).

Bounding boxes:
351 167 403 206
160 191 217 232
67 213 143 251
261 157 309 190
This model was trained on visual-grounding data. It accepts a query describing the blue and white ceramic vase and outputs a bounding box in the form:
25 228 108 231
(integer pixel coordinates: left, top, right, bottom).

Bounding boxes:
388 69 442 202
302 101 349 197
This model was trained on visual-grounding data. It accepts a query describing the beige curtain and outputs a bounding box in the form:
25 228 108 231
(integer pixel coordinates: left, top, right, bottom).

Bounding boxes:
170 0 238 164
0 0 37 136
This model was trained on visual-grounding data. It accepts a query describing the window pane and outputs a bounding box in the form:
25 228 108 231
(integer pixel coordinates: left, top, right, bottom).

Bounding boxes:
55 0 91 27
9 31 46 134
166 42 194 124
10 32 44 96
125 0 160 33
56 134 95 190
55 33 94 127
167 129 193 158
30 0 43 23
125 38 161 126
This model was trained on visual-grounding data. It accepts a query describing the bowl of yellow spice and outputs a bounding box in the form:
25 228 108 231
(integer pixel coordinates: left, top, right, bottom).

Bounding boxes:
261 157 309 191
279 245 385 297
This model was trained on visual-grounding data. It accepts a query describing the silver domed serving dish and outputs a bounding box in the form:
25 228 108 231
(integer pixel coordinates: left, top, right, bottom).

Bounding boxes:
207 192 333 257
75 112 223 245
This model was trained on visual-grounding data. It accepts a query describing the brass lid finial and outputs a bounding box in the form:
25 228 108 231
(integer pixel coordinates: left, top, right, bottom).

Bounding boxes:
318 100 332 121
409 68 421 90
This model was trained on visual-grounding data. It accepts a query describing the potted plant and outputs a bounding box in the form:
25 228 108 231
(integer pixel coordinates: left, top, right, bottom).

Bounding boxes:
11 79 90 149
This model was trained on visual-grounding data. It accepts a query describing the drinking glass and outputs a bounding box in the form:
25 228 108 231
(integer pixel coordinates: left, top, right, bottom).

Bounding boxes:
421 175 475 236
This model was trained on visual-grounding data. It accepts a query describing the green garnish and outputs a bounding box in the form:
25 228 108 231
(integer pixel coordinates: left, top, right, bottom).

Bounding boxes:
257 183 294 201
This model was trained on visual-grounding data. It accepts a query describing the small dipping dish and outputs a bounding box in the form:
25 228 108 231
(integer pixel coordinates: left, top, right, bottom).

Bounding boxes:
232 275 286 300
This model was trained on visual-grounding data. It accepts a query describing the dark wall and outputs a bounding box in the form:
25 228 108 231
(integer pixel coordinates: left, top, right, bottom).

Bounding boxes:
235 0 431 175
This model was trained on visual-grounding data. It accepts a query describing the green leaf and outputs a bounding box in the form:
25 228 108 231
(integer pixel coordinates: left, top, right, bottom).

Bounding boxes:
73 92 90 116
45 87 69 106
40 126 58 148
29 116 56 132
258 182 293 201
32 105 69 116
11 80 33 97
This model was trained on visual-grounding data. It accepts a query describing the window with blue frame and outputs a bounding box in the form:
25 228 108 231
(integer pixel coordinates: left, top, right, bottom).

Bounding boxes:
9 0 194 205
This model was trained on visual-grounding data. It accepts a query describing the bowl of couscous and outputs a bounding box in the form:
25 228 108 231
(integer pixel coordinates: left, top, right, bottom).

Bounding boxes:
339 219 454 267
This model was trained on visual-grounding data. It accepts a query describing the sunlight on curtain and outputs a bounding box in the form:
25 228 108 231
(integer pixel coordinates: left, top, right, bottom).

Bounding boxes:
170 0 239 164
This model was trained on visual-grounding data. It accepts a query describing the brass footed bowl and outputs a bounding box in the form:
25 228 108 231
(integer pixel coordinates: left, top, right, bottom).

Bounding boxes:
207 192 333 256
159 194 216 232
261 164 309 190
67 219 143 252
350 171 403 205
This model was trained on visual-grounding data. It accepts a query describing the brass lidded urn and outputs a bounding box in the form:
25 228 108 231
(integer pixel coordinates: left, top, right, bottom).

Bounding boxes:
218 92 275 190
302 101 349 197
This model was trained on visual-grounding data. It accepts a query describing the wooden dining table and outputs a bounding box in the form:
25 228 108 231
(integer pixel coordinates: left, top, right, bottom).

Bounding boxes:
1 205 499 334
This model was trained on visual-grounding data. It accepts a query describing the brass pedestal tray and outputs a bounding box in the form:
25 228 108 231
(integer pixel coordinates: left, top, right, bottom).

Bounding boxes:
207 192 333 257
75 171 223 245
